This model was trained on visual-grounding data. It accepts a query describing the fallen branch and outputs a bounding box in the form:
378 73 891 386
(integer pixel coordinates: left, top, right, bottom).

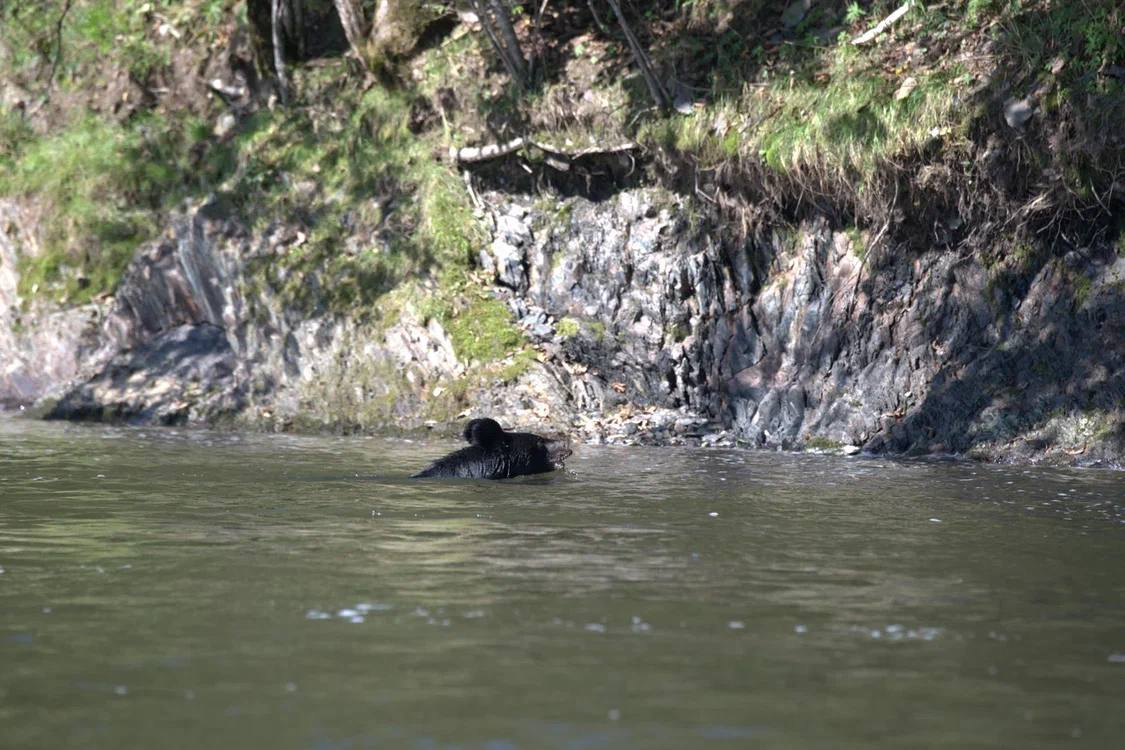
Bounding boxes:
449 136 530 163
852 0 913 45
532 139 639 158
448 137 638 164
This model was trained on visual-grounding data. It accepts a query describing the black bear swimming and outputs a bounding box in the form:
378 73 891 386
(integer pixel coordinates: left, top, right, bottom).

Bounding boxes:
410 418 571 479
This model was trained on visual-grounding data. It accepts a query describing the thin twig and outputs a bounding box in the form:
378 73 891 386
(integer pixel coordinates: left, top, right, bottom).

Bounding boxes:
47 0 75 88
462 170 483 210
585 0 612 36
472 0 524 87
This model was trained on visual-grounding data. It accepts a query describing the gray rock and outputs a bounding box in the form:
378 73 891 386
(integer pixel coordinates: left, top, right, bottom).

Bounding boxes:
213 112 238 139
489 239 526 290
1003 98 1034 129
782 0 813 29
47 323 239 425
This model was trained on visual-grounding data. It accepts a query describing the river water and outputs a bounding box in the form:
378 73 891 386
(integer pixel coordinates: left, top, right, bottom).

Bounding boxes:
1 417 1122 749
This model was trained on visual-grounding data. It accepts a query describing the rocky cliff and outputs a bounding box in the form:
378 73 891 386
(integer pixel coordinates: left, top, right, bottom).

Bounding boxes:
3 184 1122 467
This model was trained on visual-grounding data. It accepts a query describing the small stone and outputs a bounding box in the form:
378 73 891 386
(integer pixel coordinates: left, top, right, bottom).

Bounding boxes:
894 76 918 101
213 112 237 138
841 445 862 455
673 417 703 434
489 240 525 289
478 250 496 275
781 0 812 28
1003 98 1033 129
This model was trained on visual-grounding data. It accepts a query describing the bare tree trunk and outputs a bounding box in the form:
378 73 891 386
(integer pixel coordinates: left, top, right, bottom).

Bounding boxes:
371 0 395 43
369 0 416 59
271 0 290 102
488 0 527 82
605 0 669 110
472 0 528 88
333 0 370 65
529 0 549 81
292 0 305 60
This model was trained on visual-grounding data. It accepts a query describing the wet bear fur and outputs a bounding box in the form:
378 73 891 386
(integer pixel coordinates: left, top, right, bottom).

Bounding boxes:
411 418 571 479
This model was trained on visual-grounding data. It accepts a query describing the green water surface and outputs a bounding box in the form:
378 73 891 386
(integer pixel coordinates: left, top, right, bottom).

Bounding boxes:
1 417 1123 749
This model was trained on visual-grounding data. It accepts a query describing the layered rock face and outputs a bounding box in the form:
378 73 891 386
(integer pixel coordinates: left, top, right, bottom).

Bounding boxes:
485 189 1124 464
14 199 473 431
2 188 1122 466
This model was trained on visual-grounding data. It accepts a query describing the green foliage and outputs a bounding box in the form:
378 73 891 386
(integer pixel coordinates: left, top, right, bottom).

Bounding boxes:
805 436 843 450
1 0 185 85
641 40 960 185
1069 271 1093 311
964 0 1004 25
1 114 211 303
844 226 866 260
493 348 538 383
996 1 1123 94
758 67 955 178
230 78 483 315
0 109 34 170
419 269 526 364
555 317 580 339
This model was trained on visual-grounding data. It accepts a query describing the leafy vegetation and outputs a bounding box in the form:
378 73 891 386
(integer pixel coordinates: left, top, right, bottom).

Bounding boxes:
1 0 1121 321
0 3 482 312
417 268 525 364
805 436 843 451
2 114 212 302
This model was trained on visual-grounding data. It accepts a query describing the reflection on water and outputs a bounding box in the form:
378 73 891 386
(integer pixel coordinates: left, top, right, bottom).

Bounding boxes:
1 417 1123 749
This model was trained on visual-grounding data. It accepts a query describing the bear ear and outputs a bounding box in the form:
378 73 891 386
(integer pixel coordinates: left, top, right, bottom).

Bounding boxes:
464 418 504 447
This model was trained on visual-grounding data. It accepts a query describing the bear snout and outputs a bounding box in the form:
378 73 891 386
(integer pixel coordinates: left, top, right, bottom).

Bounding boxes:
545 439 572 467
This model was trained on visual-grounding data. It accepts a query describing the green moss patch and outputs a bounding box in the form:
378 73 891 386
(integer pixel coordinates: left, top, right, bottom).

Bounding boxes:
805 436 843 451
419 268 526 365
3 114 209 304
555 317 580 339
